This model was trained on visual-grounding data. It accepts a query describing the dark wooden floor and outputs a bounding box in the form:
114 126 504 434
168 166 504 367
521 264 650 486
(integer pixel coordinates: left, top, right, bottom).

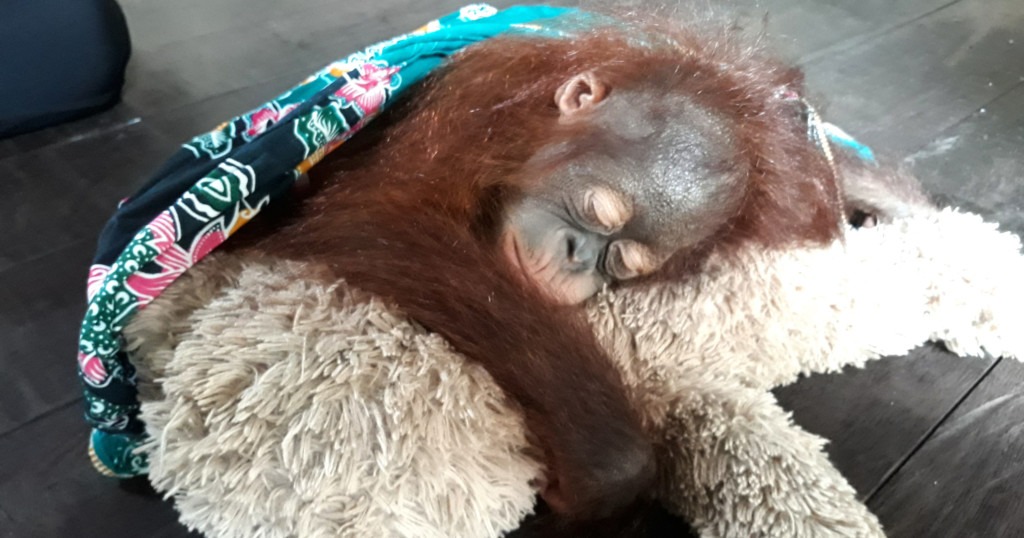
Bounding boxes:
1 1 1022 536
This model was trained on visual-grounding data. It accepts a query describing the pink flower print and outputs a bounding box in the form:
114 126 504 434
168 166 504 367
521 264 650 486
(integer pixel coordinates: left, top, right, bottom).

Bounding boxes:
245 103 299 139
124 271 177 307
189 226 226 262
87 211 172 302
147 210 177 251
87 264 111 301
78 351 108 386
334 63 400 115
125 221 226 306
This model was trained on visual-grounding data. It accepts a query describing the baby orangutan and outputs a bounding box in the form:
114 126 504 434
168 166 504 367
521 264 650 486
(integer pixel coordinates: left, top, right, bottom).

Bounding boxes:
236 22 923 533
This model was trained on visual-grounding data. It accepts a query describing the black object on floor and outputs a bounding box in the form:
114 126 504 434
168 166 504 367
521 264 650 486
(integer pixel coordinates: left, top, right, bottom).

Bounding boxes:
0 0 131 138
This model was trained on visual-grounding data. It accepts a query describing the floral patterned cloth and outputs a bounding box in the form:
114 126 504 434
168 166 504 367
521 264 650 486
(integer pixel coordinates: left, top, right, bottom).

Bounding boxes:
79 3 578 478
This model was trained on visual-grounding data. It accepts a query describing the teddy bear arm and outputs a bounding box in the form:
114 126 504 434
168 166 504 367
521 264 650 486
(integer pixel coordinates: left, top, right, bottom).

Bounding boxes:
651 379 885 538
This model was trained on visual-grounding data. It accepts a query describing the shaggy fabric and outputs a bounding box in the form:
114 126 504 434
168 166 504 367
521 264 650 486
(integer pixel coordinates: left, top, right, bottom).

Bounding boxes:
123 206 1024 537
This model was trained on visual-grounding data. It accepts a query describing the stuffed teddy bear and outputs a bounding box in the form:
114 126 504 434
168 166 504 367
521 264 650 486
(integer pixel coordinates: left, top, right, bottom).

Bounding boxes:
122 204 1024 538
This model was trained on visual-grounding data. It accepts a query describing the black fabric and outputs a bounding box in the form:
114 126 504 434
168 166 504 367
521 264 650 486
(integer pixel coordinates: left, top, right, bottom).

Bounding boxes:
90 73 357 267
0 0 131 138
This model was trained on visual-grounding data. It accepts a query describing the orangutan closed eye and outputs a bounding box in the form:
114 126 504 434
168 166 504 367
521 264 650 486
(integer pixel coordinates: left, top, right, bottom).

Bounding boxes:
234 21 929 535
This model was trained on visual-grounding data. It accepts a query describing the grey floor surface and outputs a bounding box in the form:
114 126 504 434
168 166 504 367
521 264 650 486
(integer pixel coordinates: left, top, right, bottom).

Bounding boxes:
1 0 1022 536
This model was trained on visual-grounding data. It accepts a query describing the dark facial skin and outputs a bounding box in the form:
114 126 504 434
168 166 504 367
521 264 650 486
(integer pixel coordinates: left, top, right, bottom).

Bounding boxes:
502 72 746 304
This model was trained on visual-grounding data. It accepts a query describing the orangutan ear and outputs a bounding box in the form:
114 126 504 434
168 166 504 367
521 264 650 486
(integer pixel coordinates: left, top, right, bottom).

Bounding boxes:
555 71 608 119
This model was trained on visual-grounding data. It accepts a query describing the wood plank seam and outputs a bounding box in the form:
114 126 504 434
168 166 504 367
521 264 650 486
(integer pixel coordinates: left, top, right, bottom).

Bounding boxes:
0 398 81 442
0 239 94 281
863 357 1002 501
900 79 1024 166
799 0 968 66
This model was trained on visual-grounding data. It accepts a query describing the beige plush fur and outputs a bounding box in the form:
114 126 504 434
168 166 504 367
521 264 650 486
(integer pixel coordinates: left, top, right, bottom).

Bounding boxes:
123 207 1024 538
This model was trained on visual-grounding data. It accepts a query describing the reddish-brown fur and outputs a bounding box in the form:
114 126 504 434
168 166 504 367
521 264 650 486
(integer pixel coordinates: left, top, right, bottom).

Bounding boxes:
235 20 845 530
